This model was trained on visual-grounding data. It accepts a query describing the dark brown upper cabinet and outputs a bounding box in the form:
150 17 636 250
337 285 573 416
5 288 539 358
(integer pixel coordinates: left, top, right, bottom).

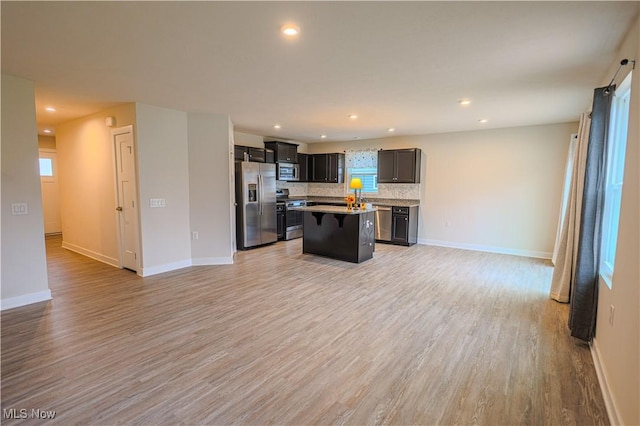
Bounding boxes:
377 148 421 183
298 153 309 182
264 141 298 163
311 153 345 183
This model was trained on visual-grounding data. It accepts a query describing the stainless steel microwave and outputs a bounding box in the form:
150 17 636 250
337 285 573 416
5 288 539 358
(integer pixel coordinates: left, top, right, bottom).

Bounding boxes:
277 162 299 181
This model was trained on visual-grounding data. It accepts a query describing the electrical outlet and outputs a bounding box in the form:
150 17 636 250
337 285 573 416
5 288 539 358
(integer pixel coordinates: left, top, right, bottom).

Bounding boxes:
192 231 199 240
609 305 615 326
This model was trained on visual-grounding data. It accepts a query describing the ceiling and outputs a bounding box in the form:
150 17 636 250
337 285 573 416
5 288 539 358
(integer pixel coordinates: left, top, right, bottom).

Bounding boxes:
2 1 638 142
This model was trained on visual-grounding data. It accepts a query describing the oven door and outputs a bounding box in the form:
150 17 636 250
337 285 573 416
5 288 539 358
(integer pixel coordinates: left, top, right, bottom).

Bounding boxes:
285 201 306 239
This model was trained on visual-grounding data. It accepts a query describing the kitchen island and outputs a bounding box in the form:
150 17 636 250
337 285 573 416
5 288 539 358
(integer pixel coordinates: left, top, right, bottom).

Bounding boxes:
296 205 376 263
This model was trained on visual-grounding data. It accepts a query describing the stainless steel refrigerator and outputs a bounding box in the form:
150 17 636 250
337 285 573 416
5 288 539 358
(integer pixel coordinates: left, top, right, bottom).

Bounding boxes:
235 161 277 249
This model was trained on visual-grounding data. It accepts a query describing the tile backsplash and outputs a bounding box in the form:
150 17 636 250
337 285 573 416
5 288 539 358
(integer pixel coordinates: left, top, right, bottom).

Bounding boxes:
377 183 421 200
276 181 420 200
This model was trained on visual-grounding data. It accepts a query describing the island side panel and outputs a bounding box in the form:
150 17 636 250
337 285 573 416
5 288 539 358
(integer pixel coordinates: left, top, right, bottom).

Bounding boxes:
302 211 373 263
358 211 375 262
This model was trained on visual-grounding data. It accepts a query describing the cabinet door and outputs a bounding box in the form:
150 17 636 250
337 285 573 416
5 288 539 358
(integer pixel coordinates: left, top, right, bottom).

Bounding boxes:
377 150 396 183
392 214 409 243
395 150 418 183
328 154 338 182
298 153 309 182
311 154 329 182
282 144 297 163
248 148 266 162
264 142 297 163
335 153 345 183
234 145 248 161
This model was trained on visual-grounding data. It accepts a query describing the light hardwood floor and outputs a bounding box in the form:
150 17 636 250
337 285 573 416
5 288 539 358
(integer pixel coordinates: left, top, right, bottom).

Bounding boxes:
1 236 608 425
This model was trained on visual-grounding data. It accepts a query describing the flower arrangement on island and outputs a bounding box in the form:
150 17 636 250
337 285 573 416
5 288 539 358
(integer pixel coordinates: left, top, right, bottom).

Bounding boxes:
345 194 356 210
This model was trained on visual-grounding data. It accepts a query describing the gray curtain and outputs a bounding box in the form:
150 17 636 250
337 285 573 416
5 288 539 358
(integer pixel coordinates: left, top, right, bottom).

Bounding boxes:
569 86 614 341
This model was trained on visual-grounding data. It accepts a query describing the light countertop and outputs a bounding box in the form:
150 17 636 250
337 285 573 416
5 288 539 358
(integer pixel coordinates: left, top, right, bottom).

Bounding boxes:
304 196 419 207
294 205 377 215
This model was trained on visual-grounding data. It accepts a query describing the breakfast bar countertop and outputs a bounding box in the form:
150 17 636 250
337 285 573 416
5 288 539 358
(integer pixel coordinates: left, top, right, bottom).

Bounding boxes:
294 205 377 215
304 196 420 207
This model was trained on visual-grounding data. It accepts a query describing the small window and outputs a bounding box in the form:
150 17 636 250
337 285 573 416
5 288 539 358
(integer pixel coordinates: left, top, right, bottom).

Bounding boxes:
349 167 378 194
600 71 631 288
39 158 53 177
346 149 378 195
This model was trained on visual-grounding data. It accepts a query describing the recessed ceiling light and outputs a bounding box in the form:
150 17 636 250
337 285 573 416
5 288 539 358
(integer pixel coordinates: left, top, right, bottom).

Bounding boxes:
273 124 281 129
43 129 52 133
458 99 472 106
45 106 56 112
281 24 300 37
478 119 488 124
320 134 327 139
388 128 395 132
348 114 358 120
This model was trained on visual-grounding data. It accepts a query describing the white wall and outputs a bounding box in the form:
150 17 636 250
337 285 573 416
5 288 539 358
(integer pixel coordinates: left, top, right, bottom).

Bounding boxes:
1 74 50 309
592 16 639 426
234 131 263 148
234 131 310 154
135 103 192 276
56 104 137 266
188 113 234 264
38 135 56 149
309 122 575 258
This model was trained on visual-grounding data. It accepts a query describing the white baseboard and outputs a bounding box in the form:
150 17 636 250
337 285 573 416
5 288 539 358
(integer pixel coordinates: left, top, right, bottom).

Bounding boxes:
140 259 192 277
191 257 234 266
61 241 120 267
418 238 552 259
1 290 52 311
590 339 621 426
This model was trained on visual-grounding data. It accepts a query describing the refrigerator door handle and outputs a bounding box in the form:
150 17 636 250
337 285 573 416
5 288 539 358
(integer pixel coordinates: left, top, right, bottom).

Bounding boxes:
258 173 263 215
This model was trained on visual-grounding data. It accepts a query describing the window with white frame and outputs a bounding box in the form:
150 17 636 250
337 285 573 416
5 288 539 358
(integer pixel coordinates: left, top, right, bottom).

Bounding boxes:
345 149 378 195
600 71 632 288
39 158 54 177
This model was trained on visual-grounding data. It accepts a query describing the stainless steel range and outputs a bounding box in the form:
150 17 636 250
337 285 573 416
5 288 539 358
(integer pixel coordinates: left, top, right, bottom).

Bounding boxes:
276 189 307 240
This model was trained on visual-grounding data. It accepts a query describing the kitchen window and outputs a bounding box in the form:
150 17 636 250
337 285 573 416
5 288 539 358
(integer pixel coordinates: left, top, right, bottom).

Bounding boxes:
346 149 378 194
349 167 378 194
600 71 631 288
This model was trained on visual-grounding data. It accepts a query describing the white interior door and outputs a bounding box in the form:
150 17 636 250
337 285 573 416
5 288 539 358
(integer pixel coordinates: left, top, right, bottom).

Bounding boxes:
39 149 62 234
113 126 139 272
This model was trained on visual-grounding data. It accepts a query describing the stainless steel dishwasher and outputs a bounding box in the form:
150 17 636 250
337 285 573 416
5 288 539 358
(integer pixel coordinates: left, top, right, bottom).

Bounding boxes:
374 205 392 242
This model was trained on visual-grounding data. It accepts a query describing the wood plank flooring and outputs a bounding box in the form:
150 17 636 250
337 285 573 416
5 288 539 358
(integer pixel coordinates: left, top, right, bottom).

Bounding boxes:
1 236 608 425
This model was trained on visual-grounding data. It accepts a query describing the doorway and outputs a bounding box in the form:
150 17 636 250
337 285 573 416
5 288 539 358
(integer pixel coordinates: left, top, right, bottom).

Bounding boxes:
112 125 140 272
39 148 62 234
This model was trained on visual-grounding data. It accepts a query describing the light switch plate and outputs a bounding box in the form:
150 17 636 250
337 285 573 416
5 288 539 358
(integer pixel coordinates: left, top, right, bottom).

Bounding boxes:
11 203 29 215
149 198 166 208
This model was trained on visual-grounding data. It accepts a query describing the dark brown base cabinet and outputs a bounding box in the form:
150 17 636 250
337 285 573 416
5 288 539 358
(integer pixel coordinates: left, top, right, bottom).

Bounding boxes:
378 148 421 183
303 210 375 263
391 206 418 245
